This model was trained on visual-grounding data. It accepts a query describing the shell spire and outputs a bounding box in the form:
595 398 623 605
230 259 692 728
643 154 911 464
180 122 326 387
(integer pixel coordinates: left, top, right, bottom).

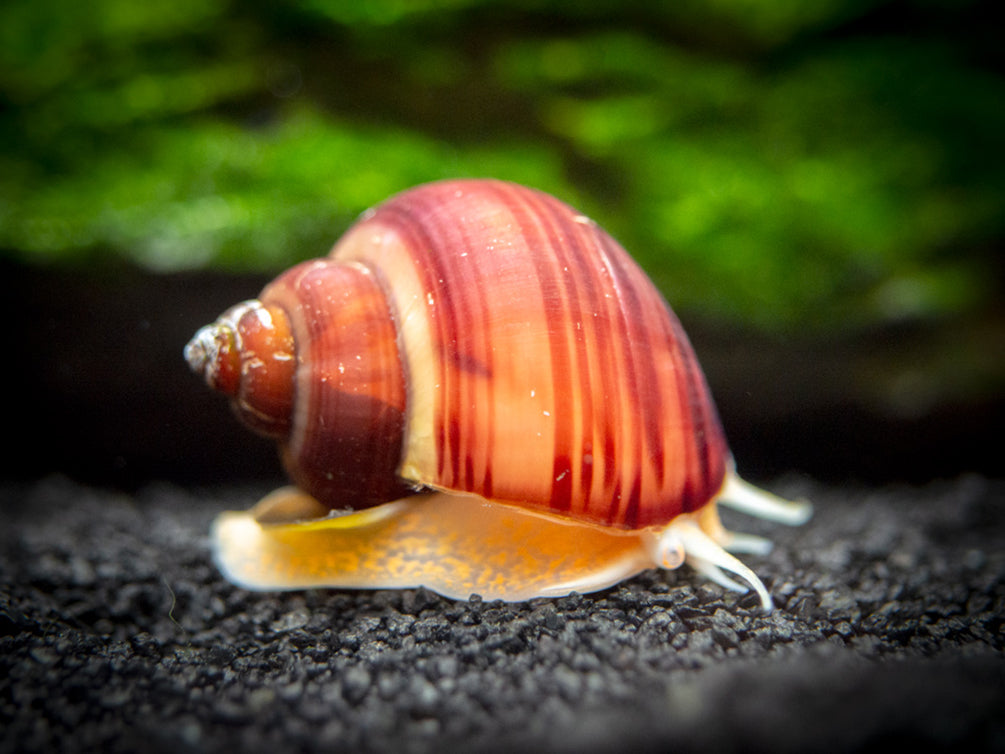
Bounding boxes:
185 300 295 439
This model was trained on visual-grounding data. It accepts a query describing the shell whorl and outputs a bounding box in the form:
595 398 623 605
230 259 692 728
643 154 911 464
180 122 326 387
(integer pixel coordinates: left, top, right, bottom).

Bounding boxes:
331 179 728 529
260 259 413 508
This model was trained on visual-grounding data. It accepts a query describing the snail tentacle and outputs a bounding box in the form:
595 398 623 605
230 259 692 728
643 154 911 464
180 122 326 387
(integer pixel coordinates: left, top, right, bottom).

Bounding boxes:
660 517 775 612
717 468 812 526
719 530 774 556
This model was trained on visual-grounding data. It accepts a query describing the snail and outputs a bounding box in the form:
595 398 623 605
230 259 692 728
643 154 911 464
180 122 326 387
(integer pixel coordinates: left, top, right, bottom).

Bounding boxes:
185 179 811 611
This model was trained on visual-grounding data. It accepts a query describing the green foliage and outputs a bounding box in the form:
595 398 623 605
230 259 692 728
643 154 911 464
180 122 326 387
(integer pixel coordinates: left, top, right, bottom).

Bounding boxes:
0 0 1001 332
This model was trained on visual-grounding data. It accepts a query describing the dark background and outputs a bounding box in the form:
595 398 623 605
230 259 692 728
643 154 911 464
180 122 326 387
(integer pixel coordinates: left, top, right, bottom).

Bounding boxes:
1 1 1003 752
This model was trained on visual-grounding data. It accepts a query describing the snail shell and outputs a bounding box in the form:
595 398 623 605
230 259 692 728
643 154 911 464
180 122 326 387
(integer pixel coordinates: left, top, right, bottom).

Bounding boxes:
186 179 810 610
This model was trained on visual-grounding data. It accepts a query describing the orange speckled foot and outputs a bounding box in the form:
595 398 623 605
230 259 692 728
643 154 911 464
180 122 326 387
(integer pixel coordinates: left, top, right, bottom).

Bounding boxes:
213 490 656 601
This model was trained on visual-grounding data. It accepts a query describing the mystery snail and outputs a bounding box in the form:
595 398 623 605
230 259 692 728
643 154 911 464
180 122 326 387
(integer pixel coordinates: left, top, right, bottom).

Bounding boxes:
185 179 811 611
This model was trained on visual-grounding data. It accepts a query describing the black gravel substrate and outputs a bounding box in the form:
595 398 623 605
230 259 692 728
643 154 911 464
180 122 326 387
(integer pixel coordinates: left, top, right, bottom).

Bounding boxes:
2 474 1003 754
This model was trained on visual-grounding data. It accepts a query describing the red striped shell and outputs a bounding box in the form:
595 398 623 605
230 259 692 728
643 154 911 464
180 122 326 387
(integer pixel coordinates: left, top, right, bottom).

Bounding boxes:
195 179 727 528
186 178 810 608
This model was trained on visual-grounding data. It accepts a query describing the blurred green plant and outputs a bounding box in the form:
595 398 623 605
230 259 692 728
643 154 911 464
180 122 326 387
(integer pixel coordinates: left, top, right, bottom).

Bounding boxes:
0 0 1001 333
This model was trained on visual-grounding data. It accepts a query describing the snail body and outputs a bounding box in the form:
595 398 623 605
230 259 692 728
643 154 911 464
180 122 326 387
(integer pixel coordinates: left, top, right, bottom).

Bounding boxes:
186 179 810 610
